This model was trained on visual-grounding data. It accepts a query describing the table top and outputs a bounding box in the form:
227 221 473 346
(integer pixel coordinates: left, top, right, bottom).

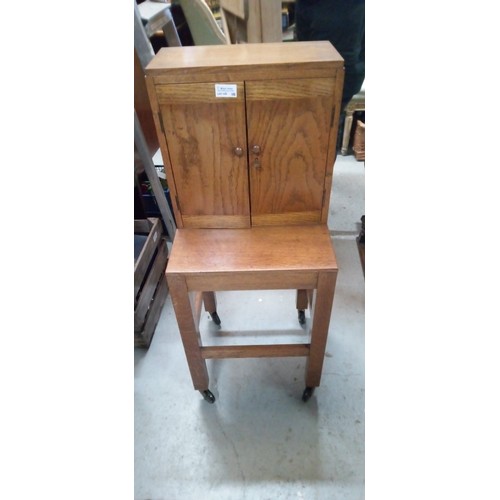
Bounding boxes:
166 225 338 275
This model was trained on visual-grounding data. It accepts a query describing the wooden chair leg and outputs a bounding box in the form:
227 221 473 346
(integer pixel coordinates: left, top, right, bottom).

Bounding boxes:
305 271 338 388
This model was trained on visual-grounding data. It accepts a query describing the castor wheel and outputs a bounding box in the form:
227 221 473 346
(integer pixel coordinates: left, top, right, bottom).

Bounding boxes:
302 386 315 402
298 310 306 326
210 311 221 326
200 389 216 404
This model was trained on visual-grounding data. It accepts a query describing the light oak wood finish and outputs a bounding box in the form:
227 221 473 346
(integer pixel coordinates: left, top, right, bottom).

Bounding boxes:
146 41 343 83
145 43 344 398
191 291 204 327
158 81 250 228
146 42 344 229
185 272 318 292
201 344 310 359
166 225 336 275
165 225 338 393
168 274 210 390
305 271 337 387
247 77 335 225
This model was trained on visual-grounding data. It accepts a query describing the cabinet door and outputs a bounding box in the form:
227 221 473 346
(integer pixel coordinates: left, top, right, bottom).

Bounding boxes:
157 82 250 228
246 78 336 226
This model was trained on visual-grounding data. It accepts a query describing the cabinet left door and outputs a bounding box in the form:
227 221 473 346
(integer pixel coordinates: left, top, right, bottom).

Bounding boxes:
156 82 250 228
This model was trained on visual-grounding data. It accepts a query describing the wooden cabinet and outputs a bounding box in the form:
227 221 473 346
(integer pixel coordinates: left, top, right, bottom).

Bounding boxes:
145 41 344 229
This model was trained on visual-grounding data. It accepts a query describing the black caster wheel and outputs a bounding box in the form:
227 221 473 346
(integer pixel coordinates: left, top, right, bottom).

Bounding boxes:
302 386 315 402
210 311 221 326
298 310 306 326
200 389 216 404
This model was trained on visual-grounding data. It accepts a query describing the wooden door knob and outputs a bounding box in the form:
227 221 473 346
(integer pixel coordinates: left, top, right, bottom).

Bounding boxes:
251 145 261 154
234 147 243 157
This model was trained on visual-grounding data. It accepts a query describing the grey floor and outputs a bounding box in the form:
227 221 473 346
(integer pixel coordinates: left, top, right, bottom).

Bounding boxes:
135 153 365 499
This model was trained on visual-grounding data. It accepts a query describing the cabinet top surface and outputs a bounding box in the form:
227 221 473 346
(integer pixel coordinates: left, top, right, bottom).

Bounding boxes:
145 41 343 75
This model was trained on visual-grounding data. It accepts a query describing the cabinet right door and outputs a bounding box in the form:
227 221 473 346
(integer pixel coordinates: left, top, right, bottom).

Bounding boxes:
246 78 336 226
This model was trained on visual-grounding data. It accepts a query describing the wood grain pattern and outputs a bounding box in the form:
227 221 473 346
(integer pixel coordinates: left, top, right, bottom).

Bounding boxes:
247 78 335 223
166 225 337 276
201 344 310 359
167 274 209 390
251 211 321 226
321 67 345 223
152 67 337 85
146 42 343 75
160 81 250 228
143 42 343 388
191 291 203 327
135 275 169 348
305 271 338 387
145 75 185 228
156 82 245 104
134 239 169 328
166 227 338 390
185 271 318 292
183 214 250 229
134 217 162 297
246 78 335 100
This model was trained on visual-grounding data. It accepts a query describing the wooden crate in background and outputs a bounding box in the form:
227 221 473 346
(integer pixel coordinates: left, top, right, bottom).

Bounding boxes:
134 218 169 347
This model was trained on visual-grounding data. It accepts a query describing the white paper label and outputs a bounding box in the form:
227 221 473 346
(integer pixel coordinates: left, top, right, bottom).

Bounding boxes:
215 84 237 98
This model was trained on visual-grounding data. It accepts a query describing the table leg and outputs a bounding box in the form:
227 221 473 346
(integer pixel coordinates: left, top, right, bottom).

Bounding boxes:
202 291 217 314
296 289 309 325
202 291 221 326
305 271 338 387
167 274 209 391
296 289 309 310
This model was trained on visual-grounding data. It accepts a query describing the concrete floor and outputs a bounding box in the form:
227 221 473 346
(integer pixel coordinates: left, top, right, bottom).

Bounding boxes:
135 154 365 499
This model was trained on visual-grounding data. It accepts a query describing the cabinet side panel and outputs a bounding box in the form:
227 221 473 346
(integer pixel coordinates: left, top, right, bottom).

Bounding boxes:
321 67 345 223
159 83 250 228
247 78 335 225
145 75 185 227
